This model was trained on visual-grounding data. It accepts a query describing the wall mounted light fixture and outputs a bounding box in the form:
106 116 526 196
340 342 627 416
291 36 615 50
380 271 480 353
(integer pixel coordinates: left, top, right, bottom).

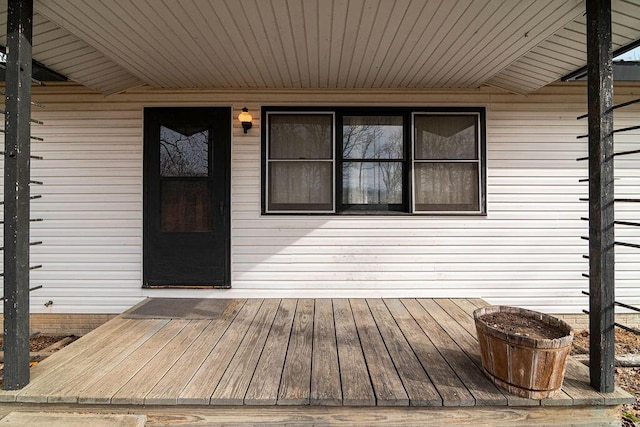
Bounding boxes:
238 107 253 134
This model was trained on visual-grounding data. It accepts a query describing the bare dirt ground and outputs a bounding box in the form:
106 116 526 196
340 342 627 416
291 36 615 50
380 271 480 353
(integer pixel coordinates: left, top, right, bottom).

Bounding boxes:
572 329 640 426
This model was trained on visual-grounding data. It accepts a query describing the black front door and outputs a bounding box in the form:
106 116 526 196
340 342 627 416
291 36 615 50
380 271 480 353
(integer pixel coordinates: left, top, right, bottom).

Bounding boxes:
143 107 230 288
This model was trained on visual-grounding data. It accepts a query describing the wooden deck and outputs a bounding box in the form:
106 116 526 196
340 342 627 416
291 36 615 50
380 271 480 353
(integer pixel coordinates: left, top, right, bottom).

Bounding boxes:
0 298 633 426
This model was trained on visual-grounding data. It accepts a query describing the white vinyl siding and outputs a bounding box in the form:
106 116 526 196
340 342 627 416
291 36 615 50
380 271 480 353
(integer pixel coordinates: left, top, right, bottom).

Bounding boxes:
0 82 639 315
15 109 144 313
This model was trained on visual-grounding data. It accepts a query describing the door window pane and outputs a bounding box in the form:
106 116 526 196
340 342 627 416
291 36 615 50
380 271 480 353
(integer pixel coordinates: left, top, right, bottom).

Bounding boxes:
160 125 209 177
343 116 403 159
268 161 333 211
414 115 477 160
161 181 212 232
343 162 403 204
414 163 479 211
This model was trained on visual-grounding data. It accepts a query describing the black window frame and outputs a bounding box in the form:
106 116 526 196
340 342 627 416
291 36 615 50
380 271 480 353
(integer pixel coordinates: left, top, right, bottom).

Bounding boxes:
262 106 487 216
338 111 411 213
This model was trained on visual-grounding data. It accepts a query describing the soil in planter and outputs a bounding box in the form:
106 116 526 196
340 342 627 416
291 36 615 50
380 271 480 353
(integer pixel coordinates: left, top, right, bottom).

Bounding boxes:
480 312 567 340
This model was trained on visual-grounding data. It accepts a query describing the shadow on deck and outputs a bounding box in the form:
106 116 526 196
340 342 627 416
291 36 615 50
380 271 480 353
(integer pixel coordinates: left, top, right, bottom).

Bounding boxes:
0 298 632 426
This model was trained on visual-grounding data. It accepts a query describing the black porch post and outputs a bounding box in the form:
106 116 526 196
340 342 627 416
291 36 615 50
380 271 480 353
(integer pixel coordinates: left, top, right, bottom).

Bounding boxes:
3 0 33 390
586 0 615 393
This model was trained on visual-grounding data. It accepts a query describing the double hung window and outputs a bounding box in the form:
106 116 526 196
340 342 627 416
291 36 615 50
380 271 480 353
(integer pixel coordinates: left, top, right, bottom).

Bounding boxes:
264 107 485 215
413 114 481 213
341 116 405 212
266 113 334 212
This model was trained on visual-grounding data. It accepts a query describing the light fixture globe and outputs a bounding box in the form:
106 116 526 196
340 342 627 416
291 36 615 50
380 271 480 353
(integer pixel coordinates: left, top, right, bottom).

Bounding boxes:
238 107 253 133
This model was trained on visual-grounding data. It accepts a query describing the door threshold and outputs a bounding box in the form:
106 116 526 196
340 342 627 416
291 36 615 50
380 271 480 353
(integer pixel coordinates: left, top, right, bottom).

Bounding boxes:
143 284 231 289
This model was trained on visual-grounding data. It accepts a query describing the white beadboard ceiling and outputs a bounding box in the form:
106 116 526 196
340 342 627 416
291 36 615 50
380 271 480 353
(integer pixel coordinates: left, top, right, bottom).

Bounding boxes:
1 0 639 94
487 0 640 93
0 8 144 94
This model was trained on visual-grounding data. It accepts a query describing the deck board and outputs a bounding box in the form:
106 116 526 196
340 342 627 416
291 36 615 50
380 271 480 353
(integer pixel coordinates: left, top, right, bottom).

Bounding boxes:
111 319 212 405
310 299 342 406
0 298 632 413
564 358 632 405
435 299 480 333
178 299 263 405
28 317 133 380
48 319 170 404
244 299 297 405
384 299 475 406
278 298 314 405
17 319 166 403
450 299 482 318
333 299 376 406
368 299 441 406
402 299 508 406
561 360 607 405
144 299 245 405
211 299 281 405
351 299 409 406
78 319 189 404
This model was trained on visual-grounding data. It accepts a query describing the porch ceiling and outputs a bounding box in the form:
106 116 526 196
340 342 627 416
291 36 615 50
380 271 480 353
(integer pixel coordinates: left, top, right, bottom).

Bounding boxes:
2 0 640 94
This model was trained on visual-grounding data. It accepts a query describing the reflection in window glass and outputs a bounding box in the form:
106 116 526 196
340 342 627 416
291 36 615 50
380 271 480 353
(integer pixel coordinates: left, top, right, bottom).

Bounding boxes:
160 125 209 177
414 163 479 211
269 114 333 159
343 162 403 205
414 115 477 160
342 116 403 209
343 116 403 159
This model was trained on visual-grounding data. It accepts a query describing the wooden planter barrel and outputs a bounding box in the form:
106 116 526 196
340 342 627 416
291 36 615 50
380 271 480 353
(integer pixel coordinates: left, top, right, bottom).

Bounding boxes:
473 306 574 399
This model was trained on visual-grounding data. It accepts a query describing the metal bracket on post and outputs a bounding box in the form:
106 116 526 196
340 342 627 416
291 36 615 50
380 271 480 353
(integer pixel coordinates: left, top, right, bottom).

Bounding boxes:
3 0 34 390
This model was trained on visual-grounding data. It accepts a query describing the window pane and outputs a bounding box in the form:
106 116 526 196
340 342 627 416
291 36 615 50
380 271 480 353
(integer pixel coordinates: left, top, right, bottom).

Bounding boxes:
269 161 333 210
343 116 403 159
161 181 212 232
160 125 209 177
415 115 477 160
343 162 403 205
269 114 333 159
415 163 479 211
